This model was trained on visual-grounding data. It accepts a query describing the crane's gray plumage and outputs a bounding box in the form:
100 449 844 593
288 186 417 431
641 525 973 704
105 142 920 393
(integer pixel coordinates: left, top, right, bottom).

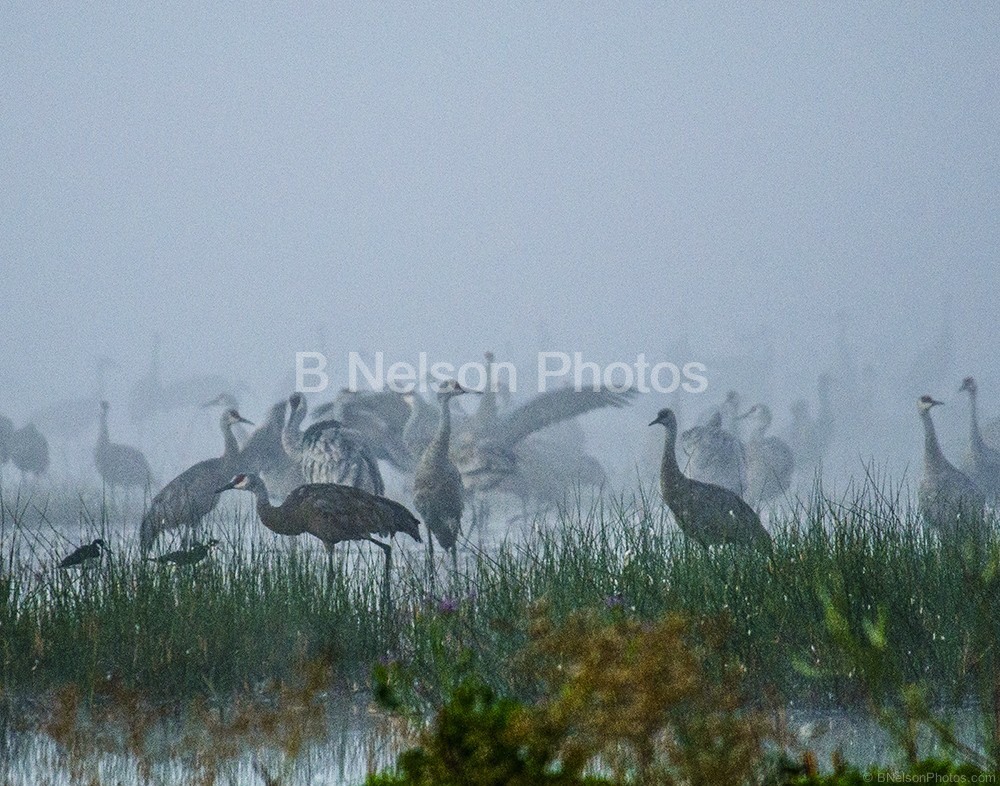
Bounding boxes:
217 473 420 609
413 380 473 561
458 385 636 492
94 401 156 489
139 409 251 552
958 377 1000 502
916 395 985 542
283 393 384 495
740 404 794 505
10 423 49 477
402 391 440 460
313 389 414 472
237 398 303 500
651 408 770 548
679 413 746 497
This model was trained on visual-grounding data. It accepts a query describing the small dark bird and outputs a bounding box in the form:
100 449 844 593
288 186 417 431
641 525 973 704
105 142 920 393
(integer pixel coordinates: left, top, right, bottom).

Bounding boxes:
59 539 109 568
151 539 220 566
650 408 771 548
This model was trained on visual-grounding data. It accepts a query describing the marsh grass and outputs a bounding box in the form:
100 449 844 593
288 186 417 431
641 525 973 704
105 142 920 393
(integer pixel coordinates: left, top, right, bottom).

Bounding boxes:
0 473 997 725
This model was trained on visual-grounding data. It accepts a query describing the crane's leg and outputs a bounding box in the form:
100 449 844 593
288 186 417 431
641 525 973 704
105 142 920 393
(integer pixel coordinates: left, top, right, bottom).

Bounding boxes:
425 530 436 595
370 538 392 618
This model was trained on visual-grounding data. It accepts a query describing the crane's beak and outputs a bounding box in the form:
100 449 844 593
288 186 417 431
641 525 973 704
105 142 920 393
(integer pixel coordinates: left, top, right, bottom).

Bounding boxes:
931 399 944 407
648 417 660 426
215 478 239 494
236 414 254 425
736 409 753 420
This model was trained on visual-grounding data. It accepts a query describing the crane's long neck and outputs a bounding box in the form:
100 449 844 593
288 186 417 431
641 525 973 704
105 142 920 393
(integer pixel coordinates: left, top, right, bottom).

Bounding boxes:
921 410 947 469
221 420 240 464
478 361 497 427
282 405 305 458
428 395 454 460
98 410 110 447
967 389 986 452
249 478 305 536
660 427 683 489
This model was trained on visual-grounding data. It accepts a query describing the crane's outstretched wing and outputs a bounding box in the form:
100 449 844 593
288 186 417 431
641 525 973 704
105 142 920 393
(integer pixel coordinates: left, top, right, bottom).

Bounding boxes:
489 387 637 450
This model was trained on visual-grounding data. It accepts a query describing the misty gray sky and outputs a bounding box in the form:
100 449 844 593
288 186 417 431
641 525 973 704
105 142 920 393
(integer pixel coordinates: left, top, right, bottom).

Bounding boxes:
2 3 999 442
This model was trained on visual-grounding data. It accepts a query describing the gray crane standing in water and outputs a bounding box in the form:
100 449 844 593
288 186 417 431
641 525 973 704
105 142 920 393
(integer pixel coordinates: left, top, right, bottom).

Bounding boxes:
282 393 384 495
10 423 49 479
679 413 746 497
216 473 421 612
958 377 1000 502
94 401 156 490
916 395 985 543
650 408 771 548
413 380 478 573
739 404 794 505
139 409 252 553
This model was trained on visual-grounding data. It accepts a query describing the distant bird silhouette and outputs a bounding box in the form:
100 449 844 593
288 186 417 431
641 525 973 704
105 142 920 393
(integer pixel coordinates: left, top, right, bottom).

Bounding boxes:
217 473 421 610
679 413 746 497
151 539 220 566
139 409 252 552
283 393 384 494
0 415 13 467
650 408 770 548
10 423 49 478
59 539 109 568
739 404 794 505
94 401 156 489
916 395 985 542
958 377 1000 502
413 380 477 570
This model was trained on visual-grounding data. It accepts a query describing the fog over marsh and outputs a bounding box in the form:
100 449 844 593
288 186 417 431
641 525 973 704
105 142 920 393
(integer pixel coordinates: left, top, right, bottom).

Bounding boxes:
2 3 999 483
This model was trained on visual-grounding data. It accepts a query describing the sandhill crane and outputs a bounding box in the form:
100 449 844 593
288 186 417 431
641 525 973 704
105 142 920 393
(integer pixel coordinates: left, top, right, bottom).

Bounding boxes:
216 473 421 610
314 389 413 472
739 404 794 505
916 395 985 543
650 408 771 548
151 539 220 566
58 539 109 568
203 393 251 445
679 413 746 497
10 423 49 479
456 386 636 494
237 398 303 501
958 377 1000 502
139 409 252 553
413 380 477 571
94 401 156 490
283 393 383 495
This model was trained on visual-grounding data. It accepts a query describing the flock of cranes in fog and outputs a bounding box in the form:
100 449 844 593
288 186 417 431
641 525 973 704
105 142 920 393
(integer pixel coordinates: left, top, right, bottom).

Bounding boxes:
7 349 998 579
